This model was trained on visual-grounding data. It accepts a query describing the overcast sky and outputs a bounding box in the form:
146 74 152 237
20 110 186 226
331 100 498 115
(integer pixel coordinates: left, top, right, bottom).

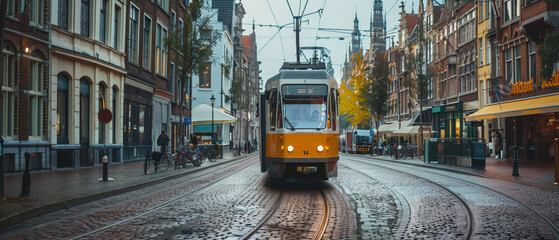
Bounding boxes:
241 0 418 82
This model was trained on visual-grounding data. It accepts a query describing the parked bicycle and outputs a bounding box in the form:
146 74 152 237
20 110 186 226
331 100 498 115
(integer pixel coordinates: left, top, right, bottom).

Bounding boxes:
399 144 416 159
202 146 221 162
174 145 203 168
144 151 172 174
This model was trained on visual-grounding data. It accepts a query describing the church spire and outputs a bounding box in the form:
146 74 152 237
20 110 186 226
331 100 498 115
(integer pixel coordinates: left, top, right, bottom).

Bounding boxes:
371 0 386 53
351 12 361 56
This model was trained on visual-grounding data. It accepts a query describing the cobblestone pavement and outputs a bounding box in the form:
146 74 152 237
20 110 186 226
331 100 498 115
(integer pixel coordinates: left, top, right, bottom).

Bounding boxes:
340 155 470 239
3 150 559 239
0 156 260 239
331 166 400 240
343 154 559 239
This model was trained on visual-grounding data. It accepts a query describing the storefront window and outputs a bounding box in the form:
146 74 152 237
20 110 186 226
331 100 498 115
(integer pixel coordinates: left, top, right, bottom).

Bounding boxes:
455 118 461 139
57 73 69 144
124 101 152 146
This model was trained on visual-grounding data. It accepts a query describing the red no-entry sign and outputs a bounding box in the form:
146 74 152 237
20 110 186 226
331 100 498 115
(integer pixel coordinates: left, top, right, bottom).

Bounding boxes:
98 109 113 124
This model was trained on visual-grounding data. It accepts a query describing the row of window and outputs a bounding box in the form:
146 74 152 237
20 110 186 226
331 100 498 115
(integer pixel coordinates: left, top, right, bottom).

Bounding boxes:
1 46 120 143
1 47 45 140
56 0 122 50
129 3 177 76
56 74 120 144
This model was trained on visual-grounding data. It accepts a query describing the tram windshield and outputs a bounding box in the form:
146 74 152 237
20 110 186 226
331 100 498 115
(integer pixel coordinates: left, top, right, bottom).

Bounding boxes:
281 84 328 130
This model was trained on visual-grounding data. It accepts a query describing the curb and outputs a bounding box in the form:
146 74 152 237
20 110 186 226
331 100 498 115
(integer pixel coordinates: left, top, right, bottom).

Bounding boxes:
343 153 489 177
0 154 256 232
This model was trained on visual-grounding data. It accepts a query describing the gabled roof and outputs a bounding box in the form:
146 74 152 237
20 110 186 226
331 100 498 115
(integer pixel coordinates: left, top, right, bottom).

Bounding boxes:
405 14 419 35
433 6 443 22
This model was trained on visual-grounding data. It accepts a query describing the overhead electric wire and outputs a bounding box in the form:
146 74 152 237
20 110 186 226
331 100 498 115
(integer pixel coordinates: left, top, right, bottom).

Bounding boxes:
267 0 287 61
301 0 309 16
258 23 292 55
385 0 400 16
314 0 328 46
286 0 295 18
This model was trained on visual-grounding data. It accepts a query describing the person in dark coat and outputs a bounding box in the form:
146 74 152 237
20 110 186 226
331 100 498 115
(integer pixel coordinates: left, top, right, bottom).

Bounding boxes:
190 134 199 147
157 130 170 153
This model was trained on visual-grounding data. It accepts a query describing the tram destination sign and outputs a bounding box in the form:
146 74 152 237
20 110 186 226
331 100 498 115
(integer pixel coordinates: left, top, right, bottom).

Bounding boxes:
282 84 327 96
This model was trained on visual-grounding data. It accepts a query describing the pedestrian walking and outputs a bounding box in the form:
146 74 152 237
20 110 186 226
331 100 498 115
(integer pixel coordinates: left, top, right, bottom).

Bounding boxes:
157 130 170 153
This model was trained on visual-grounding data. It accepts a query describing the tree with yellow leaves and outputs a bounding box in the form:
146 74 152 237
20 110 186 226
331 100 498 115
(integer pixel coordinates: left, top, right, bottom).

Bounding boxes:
340 50 371 128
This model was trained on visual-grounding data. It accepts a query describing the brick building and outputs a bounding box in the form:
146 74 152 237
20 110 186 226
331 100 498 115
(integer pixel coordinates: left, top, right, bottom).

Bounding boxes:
2 0 51 171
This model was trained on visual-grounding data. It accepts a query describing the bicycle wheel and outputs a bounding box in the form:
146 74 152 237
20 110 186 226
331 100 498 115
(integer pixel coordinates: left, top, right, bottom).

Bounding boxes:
157 155 170 172
190 153 202 167
175 153 187 169
390 149 397 159
399 149 407 160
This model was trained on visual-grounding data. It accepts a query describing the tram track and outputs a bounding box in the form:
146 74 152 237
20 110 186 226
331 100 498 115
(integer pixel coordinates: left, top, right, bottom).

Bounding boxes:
343 154 474 239
241 186 330 240
1 155 258 239
344 154 559 239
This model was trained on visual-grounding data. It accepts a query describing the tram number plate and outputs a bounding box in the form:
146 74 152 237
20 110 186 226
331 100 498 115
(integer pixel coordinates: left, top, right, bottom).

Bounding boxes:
297 166 317 174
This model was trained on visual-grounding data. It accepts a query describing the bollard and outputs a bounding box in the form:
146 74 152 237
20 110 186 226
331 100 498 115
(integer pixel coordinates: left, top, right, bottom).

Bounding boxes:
512 145 520 177
555 138 559 185
20 152 31 197
102 155 109 182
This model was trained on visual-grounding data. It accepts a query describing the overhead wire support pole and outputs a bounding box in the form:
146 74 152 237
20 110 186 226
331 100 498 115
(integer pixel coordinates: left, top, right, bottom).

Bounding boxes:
291 8 323 63
295 16 301 63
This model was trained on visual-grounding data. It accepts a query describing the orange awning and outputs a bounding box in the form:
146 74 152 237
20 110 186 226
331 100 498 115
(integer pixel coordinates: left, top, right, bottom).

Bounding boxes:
466 94 559 121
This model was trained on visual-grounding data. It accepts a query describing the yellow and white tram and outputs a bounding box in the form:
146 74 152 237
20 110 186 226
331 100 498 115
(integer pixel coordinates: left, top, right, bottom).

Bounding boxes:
259 62 339 180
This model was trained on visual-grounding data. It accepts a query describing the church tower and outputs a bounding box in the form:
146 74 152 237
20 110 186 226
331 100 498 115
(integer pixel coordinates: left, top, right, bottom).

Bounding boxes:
351 13 361 57
371 0 386 54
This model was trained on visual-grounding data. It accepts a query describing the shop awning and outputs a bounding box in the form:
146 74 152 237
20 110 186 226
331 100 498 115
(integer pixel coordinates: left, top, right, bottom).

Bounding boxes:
192 104 237 125
391 125 420 136
193 124 218 133
377 122 394 134
384 118 413 136
465 94 559 121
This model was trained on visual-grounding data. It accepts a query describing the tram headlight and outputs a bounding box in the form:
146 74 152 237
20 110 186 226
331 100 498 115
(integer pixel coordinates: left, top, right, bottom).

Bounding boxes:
287 145 294 152
317 145 324 152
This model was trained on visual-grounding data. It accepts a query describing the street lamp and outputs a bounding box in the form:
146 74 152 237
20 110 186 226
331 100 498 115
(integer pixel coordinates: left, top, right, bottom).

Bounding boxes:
210 95 216 151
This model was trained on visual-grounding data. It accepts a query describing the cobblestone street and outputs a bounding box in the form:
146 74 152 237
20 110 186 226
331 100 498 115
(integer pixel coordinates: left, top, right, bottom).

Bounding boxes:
1 153 558 239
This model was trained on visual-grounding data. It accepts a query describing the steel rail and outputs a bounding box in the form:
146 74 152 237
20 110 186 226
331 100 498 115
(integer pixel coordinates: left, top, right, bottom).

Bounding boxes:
357 154 559 239
1 155 257 237
240 190 284 240
62 156 258 240
344 155 474 240
312 189 330 240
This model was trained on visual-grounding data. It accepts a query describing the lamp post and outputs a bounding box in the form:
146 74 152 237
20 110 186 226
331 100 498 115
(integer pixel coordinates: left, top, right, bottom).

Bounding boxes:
210 95 216 152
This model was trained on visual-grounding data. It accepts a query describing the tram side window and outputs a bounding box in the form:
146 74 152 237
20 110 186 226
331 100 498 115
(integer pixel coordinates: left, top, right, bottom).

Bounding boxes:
330 89 337 130
277 92 283 129
269 89 277 131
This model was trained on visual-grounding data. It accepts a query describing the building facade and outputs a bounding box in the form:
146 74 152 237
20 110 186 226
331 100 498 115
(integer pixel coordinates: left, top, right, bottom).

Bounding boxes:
191 0 235 147
2 0 52 171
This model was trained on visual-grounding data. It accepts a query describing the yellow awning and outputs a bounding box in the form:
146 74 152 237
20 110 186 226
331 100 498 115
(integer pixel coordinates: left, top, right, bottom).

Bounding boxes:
466 94 559 121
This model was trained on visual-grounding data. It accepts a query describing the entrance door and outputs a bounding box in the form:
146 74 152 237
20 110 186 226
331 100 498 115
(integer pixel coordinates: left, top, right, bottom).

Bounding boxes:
79 78 93 167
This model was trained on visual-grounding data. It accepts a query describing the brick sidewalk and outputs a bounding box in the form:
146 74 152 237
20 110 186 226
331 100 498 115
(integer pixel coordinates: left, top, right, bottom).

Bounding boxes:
367 154 559 190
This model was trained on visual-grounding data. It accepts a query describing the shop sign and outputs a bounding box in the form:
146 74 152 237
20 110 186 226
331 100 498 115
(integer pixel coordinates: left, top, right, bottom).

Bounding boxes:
445 102 463 111
509 72 559 95
432 106 445 113
465 121 483 127
509 79 535 95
